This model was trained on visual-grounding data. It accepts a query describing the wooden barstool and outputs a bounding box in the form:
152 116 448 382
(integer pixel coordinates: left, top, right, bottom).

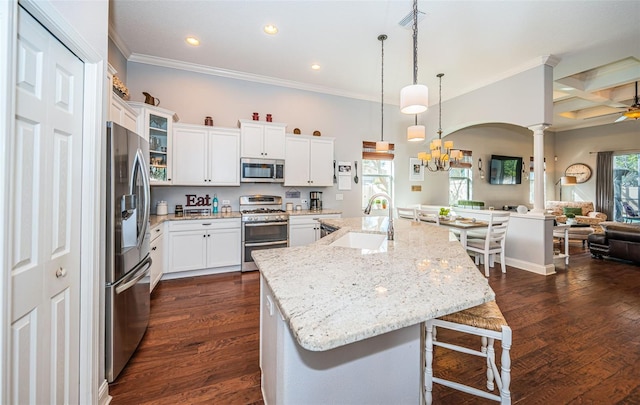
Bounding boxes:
425 300 512 404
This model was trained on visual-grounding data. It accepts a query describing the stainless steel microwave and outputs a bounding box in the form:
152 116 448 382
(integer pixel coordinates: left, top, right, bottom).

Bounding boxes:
240 158 285 183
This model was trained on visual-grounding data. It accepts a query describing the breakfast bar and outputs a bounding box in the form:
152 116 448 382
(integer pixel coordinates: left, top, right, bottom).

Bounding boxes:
253 217 495 404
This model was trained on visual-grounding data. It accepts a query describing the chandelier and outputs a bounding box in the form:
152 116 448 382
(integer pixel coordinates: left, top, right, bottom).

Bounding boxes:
401 0 428 120
418 73 463 172
375 34 389 151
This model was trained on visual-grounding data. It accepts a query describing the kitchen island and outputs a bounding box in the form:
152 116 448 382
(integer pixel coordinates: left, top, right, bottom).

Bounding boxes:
253 217 495 405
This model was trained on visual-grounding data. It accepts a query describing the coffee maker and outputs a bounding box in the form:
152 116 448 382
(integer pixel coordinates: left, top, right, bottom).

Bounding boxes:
310 191 322 211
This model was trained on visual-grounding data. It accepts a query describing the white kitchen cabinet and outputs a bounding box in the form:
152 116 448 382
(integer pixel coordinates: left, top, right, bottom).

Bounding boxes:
167 219 241 275
109 94 138 133
107 65 138 133
172 123 240 186
289 214 341 247
284 135 334 187
129 102 178 185
239 119 286 159
149 222 164 292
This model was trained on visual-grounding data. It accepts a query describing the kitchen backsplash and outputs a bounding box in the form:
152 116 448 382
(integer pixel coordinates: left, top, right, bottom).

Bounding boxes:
150 184 341 214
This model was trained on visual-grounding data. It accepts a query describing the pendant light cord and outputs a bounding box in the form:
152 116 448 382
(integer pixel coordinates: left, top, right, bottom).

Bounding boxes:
412 0 418 85
379 34 387 143
437 73 444 139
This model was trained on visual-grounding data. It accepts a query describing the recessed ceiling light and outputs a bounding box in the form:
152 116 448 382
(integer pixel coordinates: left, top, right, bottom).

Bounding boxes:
264 24 278 35
311 64 321 70
185 36 200 46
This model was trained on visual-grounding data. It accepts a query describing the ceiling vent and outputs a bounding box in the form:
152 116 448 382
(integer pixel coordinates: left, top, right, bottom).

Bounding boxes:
398 9 426 29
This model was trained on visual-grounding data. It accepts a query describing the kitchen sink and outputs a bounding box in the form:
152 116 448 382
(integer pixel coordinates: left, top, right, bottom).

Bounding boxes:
330 232 387 252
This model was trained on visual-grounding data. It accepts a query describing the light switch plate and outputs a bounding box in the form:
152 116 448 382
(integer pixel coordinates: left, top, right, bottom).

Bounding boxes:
222 200 230 205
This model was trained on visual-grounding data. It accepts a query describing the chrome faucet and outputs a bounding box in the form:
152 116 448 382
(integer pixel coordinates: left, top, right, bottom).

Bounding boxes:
364 192 394 241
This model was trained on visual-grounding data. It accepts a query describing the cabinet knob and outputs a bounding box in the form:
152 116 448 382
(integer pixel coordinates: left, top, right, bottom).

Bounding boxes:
168 178 171 181
203 234 206 238
152 246 157 251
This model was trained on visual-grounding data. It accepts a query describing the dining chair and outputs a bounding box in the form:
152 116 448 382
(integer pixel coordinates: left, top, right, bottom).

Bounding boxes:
396 207 417 220
425 300 512 404
415 208 440 225
466 212 510 277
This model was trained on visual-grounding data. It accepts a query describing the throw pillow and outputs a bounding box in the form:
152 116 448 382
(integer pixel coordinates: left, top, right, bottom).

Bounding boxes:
563 207 583 217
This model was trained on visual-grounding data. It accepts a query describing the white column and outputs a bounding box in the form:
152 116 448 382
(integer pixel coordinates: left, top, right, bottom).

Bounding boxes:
528 124 549 215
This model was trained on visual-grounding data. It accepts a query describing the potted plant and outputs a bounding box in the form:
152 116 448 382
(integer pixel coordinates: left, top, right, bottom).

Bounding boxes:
381 199 387 209
375 199 381 209
566 213 577 225
439 207 451 220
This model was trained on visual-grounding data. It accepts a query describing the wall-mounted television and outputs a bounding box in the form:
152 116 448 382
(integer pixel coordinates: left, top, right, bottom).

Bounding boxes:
489 155 523 184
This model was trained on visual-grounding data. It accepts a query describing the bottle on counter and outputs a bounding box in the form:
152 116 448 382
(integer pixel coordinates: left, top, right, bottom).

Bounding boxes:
213 194 219 214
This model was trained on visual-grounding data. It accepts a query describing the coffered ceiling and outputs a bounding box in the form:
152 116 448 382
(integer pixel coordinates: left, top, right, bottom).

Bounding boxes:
109 0 640 132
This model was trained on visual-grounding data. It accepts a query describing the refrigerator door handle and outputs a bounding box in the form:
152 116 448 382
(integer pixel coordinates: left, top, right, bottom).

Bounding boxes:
115 256 152 295
131 148 151 250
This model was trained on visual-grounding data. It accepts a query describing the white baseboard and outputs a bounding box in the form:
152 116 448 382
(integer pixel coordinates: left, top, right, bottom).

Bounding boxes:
161 265 241 280
504 257 556 275
98 379 111 405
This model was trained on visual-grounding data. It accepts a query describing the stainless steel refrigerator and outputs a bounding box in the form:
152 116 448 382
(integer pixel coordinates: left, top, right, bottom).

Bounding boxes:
105 121 152 382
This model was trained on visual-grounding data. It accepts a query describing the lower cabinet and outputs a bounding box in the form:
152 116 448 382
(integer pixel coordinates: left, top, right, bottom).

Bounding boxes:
289 214 341 247
149 222 164 292
167 218 241 275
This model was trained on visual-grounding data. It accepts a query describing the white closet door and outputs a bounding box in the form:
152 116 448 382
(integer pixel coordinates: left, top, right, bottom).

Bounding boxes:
11 9 84 404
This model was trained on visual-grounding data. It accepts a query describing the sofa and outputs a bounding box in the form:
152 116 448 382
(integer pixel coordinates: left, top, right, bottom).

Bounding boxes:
588 222 640 263
545 201 607 227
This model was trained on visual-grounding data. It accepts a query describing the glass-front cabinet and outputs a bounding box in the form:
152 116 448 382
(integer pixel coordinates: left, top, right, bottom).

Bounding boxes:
129 102 178 185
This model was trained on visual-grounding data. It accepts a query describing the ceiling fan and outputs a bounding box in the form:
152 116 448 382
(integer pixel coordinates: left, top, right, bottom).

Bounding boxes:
615 81 640 122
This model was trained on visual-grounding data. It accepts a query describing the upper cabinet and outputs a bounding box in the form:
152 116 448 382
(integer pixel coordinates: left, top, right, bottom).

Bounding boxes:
106 65 137 133
239 120 286 159
129 102 179 185
172 123 240 186
284 135 334 187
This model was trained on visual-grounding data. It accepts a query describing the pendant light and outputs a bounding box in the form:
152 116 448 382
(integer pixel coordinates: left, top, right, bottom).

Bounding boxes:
418 73 463 172
407 114 425 142
375 34 389 151
401 0 428 116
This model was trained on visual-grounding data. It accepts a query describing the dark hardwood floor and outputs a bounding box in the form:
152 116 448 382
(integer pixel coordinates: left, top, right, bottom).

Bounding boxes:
109 243 640 404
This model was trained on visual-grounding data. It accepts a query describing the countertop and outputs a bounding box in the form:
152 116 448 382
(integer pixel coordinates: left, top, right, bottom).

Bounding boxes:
252 216 495 352
150 212 241 228
288 209 342 216
150 209 342 228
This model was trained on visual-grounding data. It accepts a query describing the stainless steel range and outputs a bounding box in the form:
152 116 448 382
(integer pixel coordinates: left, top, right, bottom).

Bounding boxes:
240 195 289 271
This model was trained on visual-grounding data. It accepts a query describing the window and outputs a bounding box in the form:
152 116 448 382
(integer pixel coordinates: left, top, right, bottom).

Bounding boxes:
449 152 472 205
362 159 394 209
613 153 639 222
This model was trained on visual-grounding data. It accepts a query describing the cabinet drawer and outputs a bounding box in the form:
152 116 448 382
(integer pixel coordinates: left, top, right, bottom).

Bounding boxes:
168 218 241 232
151 222 164 242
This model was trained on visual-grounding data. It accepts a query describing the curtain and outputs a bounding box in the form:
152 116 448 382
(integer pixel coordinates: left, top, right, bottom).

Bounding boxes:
362 141 394 160
595 151 613 219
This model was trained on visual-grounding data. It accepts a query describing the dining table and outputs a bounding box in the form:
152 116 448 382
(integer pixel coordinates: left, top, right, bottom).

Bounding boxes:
437 217 489 247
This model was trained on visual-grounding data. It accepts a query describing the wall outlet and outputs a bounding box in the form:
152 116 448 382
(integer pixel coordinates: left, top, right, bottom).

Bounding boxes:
222 199 230 205
336 194 343 201
301 199 308 204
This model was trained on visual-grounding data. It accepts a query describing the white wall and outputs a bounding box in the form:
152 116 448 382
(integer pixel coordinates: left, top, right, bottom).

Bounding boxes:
552 119 640 203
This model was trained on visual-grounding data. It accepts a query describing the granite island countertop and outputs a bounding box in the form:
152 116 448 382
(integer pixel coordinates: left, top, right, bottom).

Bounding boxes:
252 216 495 352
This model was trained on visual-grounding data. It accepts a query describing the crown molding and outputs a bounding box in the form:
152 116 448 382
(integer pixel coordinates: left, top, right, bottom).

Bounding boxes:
128 53 378 103
108 23 131 59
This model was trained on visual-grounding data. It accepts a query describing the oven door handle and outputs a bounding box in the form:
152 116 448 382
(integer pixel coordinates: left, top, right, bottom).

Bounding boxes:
244 222 288 227
244 240 288 248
